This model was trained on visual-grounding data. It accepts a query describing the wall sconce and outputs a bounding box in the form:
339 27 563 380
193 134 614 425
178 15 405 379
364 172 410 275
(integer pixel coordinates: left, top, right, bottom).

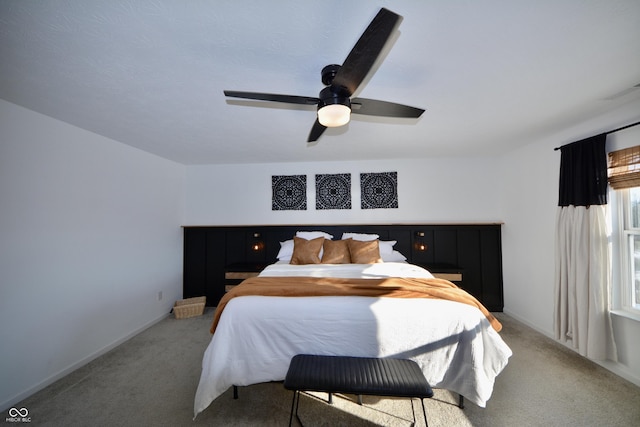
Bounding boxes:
414 231 427 252
250 232 264 252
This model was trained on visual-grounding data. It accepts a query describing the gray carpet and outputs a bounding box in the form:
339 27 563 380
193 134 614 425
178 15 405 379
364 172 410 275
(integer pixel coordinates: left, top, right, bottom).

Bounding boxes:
13 309 640 426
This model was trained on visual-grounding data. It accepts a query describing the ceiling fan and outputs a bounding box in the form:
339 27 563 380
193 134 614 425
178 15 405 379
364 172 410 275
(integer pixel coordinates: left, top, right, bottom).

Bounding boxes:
223 8 425 143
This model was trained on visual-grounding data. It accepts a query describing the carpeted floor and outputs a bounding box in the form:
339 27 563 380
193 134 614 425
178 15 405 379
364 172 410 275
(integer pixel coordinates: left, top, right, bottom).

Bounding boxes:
12 309 640 426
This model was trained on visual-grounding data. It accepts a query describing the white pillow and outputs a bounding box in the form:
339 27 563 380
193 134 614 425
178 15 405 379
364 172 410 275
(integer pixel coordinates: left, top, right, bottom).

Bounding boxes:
296 231 334 240
378 240 397 255
341 232 379 241
381 250 407 262
276 240 294 261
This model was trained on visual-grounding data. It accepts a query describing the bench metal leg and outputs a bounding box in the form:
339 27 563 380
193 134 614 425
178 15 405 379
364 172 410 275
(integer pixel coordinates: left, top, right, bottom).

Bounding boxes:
407 398 431 427
289 390 302 427
233 385 238 399
458 394 464 409
421 398 429 427
410 398 416 427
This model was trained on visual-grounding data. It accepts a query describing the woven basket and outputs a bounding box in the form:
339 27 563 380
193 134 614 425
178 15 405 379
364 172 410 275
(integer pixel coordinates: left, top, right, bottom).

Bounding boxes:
173 296 206 319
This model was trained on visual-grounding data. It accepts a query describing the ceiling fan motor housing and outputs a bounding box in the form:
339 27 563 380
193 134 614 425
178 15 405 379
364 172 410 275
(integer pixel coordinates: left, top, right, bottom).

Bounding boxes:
321 64 341 85
318 86 351 110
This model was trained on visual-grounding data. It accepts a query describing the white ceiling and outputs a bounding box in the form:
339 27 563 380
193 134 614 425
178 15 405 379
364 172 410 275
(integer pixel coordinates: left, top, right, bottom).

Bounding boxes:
1 0 639 165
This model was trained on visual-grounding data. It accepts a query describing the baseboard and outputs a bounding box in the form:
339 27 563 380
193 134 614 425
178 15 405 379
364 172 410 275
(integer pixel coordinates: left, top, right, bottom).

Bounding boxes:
502 309 640 388
0 311 170 412
593 358 640 388
502 309 552 336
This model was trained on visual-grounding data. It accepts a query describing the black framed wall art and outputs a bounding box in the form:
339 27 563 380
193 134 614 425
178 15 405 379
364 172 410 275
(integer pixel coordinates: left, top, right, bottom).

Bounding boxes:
272 175 307 210
315 173 351 210
360 171 398 209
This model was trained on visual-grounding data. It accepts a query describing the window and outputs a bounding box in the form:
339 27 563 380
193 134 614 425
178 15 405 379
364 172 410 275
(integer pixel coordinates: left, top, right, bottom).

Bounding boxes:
614 188 640 311
609 146 640 316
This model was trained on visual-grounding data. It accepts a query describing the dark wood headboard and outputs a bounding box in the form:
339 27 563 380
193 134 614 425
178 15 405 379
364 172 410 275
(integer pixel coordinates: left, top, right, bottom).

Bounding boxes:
182 223 503 311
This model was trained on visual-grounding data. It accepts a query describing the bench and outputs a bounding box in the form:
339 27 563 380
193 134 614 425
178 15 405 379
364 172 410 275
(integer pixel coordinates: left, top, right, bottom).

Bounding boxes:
283 354 434 427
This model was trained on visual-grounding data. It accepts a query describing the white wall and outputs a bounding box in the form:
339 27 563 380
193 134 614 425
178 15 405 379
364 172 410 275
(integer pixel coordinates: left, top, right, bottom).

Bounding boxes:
185 157 503 225
0 100 185 410
500 98 640 386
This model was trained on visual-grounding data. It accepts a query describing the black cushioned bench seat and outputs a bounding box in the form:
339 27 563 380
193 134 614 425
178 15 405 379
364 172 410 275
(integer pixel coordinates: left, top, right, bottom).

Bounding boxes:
284 354 434 426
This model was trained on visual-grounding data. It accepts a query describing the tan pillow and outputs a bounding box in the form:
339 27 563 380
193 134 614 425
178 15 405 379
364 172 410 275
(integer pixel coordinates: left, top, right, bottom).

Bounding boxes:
289 236 325 265
348 239 382 264
321 238 352 264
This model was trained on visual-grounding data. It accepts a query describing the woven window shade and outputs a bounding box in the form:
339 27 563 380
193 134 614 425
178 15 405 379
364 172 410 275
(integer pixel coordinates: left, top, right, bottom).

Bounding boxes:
608 146 640 189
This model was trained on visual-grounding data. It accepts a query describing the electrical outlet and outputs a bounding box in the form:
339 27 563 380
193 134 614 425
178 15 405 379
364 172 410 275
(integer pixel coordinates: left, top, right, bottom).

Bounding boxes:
157 291 163 301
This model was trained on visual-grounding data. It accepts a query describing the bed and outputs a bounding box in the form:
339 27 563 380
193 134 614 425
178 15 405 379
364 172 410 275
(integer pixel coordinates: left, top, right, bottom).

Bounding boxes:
193 234 512 418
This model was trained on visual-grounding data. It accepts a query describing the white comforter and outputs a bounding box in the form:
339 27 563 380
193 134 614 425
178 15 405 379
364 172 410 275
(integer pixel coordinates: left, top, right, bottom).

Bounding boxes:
194 263 512 417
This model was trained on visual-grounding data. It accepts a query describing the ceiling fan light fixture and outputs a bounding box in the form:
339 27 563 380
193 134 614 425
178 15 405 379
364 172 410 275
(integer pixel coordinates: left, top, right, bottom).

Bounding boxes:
318 103 351 127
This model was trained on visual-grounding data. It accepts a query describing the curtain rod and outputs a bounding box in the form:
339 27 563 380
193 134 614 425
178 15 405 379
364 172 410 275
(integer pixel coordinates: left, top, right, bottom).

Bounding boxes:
553 120 640 151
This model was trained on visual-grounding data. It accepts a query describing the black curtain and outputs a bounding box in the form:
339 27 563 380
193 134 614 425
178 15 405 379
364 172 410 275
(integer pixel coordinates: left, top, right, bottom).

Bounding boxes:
558 134 608 207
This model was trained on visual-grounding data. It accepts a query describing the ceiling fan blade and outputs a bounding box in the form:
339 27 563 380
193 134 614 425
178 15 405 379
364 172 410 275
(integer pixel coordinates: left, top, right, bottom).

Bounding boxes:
330 8 402 96
351 97 424 118
308 119 327 142
224 91 319 105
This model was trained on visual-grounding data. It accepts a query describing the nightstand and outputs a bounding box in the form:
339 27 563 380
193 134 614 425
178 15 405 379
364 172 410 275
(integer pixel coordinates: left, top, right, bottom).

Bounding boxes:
419 263 463 282
224 263 267 292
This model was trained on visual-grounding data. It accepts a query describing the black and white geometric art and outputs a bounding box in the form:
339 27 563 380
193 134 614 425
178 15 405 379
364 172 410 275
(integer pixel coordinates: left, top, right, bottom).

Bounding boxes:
316 173 351 210
360 172 398 209
272 175 307 210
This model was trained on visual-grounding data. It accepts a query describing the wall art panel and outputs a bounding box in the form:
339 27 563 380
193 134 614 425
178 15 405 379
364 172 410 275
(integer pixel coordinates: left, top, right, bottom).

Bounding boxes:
360 171 398 209
315 173 351 210
272 175 307 210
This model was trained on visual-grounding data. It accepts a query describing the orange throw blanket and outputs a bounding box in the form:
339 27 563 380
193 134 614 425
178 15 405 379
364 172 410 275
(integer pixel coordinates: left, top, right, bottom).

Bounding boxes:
211 276 502 333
